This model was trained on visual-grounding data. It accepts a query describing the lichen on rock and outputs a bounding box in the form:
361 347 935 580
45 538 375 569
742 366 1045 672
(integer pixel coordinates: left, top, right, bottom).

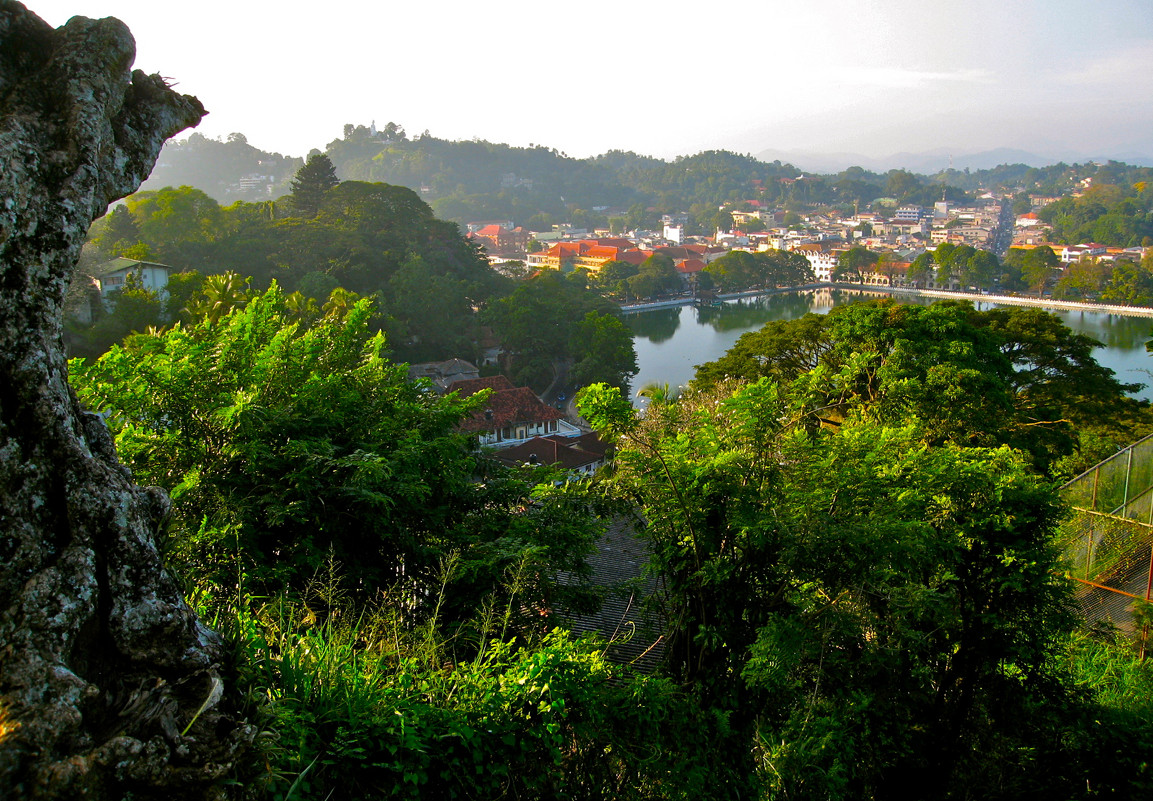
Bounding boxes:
0 2 252 797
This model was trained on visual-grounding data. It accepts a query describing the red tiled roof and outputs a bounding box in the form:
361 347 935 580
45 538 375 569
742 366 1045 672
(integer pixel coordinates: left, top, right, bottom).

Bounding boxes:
595 238 634 249
548 242 584 257
619 250 651 265
458 387 565 433
563 431 609 457
584 245 622 259
495 436 601 470
676 258 706 273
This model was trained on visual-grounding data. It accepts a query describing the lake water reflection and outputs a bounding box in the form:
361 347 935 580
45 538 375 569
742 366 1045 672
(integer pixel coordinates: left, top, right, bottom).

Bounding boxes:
625 288 1153 403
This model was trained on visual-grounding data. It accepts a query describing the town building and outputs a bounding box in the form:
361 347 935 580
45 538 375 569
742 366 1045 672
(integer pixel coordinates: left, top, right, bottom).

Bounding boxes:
94 257 172 306
448 375 583 448
493 432 610 476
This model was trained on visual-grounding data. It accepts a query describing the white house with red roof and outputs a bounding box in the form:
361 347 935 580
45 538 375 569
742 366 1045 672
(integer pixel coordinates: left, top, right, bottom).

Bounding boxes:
494 432 609 475
448 375 582 448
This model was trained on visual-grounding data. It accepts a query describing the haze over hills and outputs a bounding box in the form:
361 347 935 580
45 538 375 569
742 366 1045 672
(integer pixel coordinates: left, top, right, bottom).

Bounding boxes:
755 146 1153 174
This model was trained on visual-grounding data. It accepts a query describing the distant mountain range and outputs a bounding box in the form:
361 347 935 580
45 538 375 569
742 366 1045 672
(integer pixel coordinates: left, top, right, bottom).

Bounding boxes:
754 147 1153 174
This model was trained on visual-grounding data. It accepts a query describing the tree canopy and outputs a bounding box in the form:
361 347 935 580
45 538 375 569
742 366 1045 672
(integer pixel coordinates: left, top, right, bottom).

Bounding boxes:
289 152 339 217
70 284 599 618
483 269 637 393
691 298 1149 474
577 373 1074 796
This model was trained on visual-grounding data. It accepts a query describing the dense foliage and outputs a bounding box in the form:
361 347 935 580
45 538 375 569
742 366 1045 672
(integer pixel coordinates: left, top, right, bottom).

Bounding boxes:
579 378 1075 796
482 269 638 393
691 299 1151 476
139 131 299 200
83 179 504 364
907 242 1006 291
141 129 993 233
141 127 1153 251
703 248 814 291
219 595 749 800
70 285 599 620
67 283 1153 798
1038 180 1153 247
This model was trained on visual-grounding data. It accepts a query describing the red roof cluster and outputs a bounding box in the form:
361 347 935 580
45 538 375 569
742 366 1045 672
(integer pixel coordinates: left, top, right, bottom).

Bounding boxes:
676 258 706 274
618 250 651 265
448 376 565 433
495 434 605 470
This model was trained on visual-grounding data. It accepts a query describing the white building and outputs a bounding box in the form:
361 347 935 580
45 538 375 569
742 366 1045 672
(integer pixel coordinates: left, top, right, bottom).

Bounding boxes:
95 258 172 307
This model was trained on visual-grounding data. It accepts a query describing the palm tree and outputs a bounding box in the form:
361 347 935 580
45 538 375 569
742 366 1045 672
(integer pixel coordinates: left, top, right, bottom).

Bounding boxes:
186 271 250 325
637 382 677 407
284 291 320 326
322 287 361 319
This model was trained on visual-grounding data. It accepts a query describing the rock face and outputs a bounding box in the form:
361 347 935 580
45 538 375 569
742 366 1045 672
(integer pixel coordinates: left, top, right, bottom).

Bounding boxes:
0 3 251 797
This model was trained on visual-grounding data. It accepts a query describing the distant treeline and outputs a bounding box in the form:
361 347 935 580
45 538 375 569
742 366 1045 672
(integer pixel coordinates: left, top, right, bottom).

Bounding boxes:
147 125 1153 248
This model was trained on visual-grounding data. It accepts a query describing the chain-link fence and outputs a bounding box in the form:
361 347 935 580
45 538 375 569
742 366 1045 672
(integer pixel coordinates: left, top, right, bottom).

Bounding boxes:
1059 435 1153 641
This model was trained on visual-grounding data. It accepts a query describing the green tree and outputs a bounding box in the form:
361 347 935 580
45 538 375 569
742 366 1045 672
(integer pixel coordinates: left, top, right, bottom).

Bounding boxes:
908 252 935 287
125 185 223 264
975 305 1147 455
92 205 145 258
964 248 1000 289
834 245 878 283
569 311 639 393
764 249 814 286
596 259 639 289
1005 246 1060 297
387 253 475 360
71 284 597 612
185 271 250 324
1021 245 1060 296
289 153 340 218
629 253 681 298
163 269 204 322
703 250 757 291
577 376 1073 794
711 209 735 233
884 168 920 199
1101 253 1153 306
691 299 1146 473
483 269 629 392
1053 258 1110 300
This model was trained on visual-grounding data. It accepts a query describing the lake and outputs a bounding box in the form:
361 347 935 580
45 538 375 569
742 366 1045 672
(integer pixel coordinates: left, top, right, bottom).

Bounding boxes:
625 288 1153 403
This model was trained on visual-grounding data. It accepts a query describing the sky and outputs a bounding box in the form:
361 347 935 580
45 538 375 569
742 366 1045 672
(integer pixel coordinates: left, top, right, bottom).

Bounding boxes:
26 0 1153 163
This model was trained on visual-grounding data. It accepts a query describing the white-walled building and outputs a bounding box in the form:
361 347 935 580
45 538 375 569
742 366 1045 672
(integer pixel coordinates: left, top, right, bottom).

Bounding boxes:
95 258 172 307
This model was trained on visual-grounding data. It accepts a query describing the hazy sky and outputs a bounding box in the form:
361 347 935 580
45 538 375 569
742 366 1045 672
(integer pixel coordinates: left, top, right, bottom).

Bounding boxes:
27 0 1153 161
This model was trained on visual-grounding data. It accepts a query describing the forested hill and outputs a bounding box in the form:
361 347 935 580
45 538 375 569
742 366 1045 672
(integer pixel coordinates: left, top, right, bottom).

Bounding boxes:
145 126 805 231
146 124 1153 242
142 132 299 200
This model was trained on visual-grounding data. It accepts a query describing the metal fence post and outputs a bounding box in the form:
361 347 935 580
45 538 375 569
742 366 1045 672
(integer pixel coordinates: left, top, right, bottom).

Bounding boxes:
1124 446 1134 515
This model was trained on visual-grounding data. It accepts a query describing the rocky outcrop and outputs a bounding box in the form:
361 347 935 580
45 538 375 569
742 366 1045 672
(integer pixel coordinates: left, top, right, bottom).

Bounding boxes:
0 3 251 797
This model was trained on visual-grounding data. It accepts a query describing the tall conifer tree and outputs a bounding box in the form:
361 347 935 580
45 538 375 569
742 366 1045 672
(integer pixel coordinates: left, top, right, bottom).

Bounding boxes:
289 153 339 217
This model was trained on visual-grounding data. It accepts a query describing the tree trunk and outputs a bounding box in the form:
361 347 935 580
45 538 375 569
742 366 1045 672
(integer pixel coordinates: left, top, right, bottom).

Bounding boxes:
0 4 251 797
